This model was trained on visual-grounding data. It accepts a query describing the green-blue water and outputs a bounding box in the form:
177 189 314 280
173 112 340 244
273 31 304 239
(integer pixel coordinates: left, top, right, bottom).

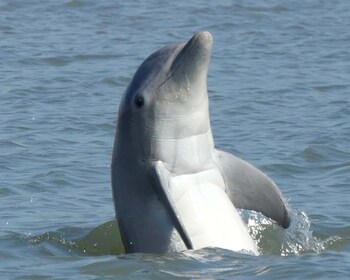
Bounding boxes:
1 0 349 279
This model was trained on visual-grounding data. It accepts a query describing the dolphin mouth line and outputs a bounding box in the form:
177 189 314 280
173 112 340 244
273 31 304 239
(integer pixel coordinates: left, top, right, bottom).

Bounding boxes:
144 129 211 141
156 34 201 91
147 115 189 120
146 103 209 120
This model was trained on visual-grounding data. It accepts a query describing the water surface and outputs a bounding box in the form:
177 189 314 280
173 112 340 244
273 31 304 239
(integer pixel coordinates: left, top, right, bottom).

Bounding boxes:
1 0 349 279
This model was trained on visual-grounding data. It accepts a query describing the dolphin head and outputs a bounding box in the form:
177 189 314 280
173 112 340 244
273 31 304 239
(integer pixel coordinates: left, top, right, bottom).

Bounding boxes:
119 31 213 118
116 31 214 157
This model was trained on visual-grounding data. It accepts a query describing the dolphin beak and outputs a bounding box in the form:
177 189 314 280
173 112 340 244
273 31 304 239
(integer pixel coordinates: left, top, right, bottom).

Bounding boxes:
171 31 213 85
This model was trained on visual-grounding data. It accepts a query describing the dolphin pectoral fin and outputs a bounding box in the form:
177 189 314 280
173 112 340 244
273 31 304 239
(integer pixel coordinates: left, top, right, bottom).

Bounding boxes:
215 150 291 228
150 161 193 249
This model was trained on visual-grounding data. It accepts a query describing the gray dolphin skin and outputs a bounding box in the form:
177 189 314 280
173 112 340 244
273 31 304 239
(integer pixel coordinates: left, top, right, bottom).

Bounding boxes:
111 31 290 255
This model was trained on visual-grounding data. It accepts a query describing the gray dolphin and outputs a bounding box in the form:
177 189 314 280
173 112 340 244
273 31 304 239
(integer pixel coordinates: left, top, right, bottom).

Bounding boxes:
111 31 290 255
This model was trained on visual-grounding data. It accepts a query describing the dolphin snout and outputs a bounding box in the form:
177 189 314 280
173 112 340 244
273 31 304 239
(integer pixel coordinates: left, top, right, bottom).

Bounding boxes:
193 31 213 48
184 31 213 57
169 31 213 91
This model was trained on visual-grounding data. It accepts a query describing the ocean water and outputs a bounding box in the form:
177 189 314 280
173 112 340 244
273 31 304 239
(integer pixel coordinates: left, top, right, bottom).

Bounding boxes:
1 0 349 279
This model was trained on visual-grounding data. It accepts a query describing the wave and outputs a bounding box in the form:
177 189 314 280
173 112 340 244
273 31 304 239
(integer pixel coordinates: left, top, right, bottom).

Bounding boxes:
3 207 345 258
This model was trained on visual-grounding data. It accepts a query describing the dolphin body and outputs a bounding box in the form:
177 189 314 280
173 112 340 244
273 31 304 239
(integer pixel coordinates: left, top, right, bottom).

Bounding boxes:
111 31 290 255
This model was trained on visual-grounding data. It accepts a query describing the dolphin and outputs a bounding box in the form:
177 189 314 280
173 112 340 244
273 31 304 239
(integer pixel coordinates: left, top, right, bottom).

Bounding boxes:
111 31 290 255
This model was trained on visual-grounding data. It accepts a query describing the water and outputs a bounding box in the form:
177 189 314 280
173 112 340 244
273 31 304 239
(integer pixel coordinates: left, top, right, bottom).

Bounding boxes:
1 0 349 278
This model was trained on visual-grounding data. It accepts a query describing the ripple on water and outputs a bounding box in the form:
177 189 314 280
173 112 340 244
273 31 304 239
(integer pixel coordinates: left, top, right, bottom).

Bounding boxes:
44 56 73 67
17 220 125 256
301 146 326 162
0 187 17 197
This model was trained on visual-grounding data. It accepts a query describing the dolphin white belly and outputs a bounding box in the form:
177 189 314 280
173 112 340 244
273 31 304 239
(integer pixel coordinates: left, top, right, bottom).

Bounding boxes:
169 169 259 255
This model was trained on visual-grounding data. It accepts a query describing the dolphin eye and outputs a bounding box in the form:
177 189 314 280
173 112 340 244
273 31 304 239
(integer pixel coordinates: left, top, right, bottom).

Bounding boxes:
134 96 144 108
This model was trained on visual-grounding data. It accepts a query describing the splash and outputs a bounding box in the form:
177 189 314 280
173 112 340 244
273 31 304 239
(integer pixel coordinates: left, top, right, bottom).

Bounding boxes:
279 211 341 256
241 209 341 256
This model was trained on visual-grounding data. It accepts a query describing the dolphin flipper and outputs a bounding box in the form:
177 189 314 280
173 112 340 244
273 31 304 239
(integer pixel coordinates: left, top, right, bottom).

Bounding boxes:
215 150 291 228
150 161 193 249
